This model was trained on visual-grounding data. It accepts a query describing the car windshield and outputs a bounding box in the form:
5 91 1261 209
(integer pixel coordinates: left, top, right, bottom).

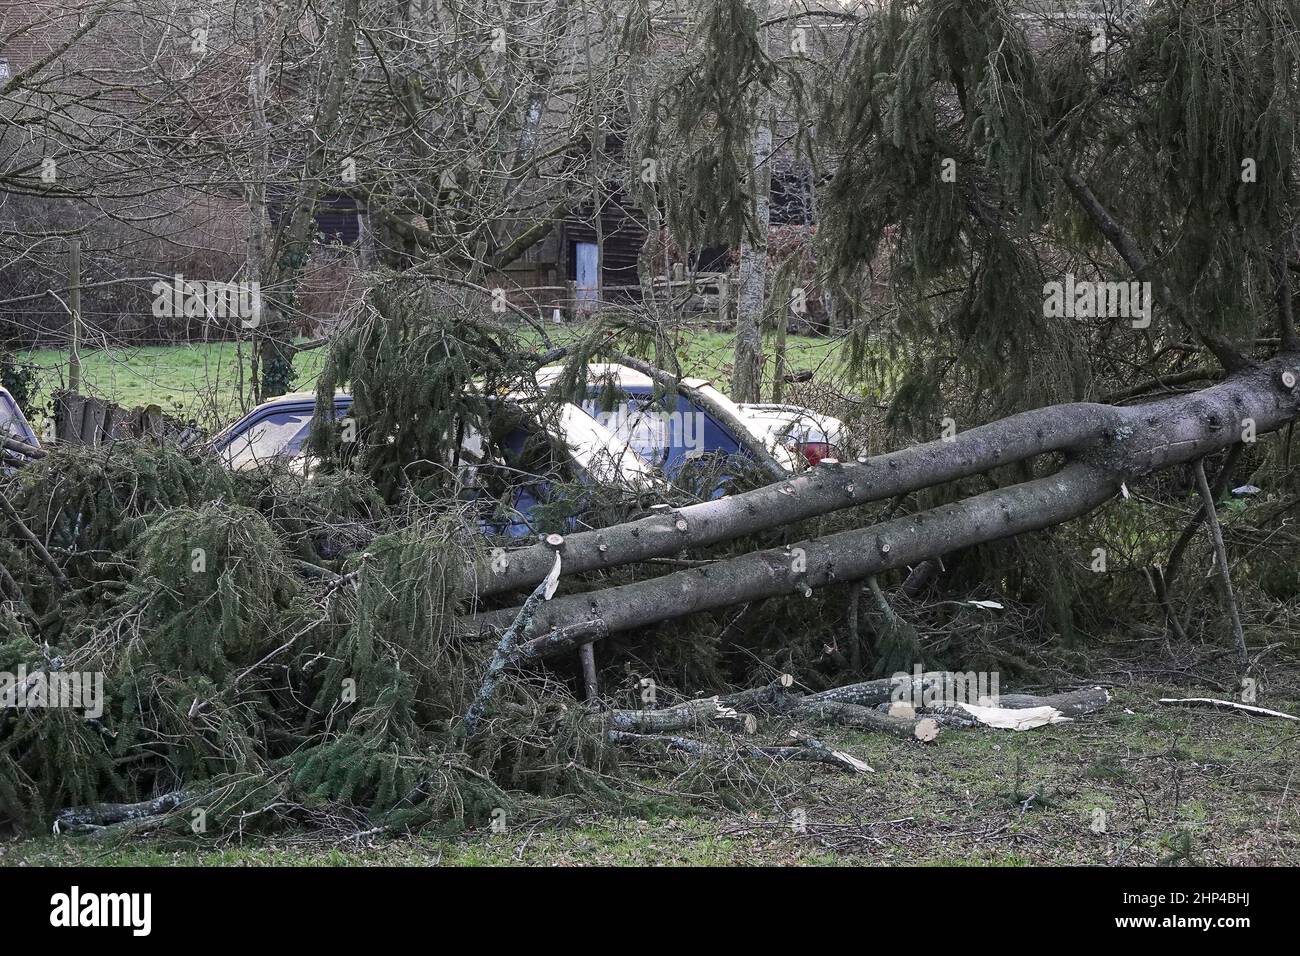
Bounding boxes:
0 392 35 445
220 409 314 469
582 399 671 465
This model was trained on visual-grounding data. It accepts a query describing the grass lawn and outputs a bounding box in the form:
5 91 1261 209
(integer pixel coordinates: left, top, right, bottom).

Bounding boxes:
13 328 847 433
5 677 1298 866
14 343 328 431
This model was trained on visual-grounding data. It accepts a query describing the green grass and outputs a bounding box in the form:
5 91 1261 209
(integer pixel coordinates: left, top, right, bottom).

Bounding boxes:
15 343 329 431
534 325 847 392
13 330 846 433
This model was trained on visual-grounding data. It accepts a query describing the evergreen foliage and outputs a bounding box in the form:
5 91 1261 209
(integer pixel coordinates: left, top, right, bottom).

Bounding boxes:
308 276 543 504
653 0 776 251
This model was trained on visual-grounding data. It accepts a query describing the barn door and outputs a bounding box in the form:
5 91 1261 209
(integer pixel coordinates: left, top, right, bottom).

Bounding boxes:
575 241 599 312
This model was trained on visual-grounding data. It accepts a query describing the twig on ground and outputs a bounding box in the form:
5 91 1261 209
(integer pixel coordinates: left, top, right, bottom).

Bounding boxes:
1158 697 1300 721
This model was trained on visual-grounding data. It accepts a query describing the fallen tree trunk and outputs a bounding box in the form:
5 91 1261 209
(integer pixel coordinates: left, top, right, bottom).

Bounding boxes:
608 697 758 734
468 353 1300 602
901 688 1109 729
606 678 940 742
801 676 913 708
993 687 1110 717
480 460 1119 642
469 355 1300 646
599 676 1103 751
0 435 47 460
607 730 872 774
805 679 1108 718
55 792 188 832
793 699 940 741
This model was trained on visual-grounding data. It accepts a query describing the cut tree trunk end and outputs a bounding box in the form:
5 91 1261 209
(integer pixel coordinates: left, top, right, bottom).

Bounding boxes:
795 699 939 742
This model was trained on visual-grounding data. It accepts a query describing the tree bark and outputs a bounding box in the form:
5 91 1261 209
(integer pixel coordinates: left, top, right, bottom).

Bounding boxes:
55 792 188 833
731 0 771 404
486 462 1114 644
607 697 755 734
1193 458 1249 666
792 699 939 742
991 687 1110 717
258 0 361 398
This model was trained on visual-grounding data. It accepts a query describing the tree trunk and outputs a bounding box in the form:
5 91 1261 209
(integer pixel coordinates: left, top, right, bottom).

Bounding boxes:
245 0 282 405
483 460 1117 642
1193 458 1249 667
731 1 771 404
259 0 361 398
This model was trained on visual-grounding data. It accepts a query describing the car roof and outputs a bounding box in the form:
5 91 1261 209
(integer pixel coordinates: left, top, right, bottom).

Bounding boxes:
262 365 717 406
238 390 350 412
534 363 716 392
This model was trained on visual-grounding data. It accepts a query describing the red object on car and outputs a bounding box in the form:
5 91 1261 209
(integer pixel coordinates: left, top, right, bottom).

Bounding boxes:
799 442 837 466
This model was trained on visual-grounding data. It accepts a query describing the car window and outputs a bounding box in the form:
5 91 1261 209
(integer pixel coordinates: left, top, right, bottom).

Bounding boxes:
626 407 669 463
0 393 36 446
591 399 669 464
220 409 314 469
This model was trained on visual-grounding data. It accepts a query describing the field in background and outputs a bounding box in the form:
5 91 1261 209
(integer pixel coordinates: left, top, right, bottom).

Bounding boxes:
14 328 847 432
